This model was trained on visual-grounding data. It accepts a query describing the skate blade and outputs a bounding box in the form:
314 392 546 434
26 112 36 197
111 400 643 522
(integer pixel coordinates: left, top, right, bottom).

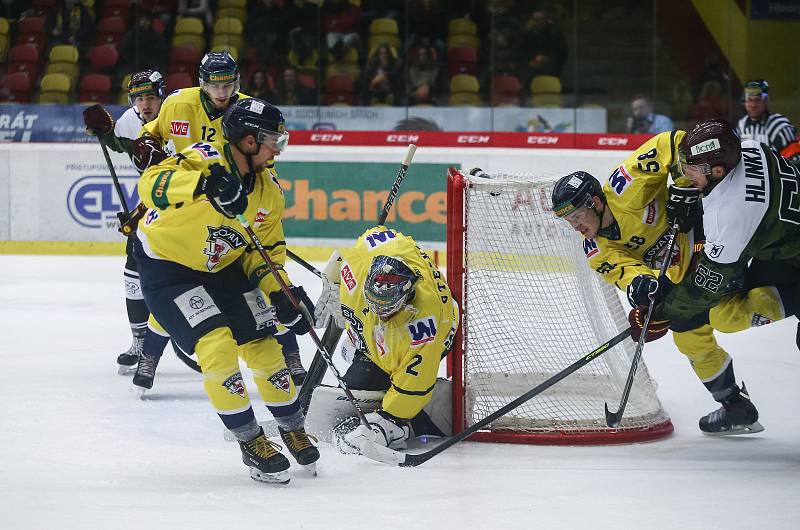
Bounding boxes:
249 468 290 485
301 462 318 476
703 421 765 436
118 364 137 375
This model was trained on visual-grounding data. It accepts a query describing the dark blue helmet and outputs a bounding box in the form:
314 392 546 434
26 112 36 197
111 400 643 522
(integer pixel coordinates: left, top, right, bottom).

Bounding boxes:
743 79 769 100
222 98 288 152
551 171 604 218
127 69 166 106
364 255 418 318
199 51 240 94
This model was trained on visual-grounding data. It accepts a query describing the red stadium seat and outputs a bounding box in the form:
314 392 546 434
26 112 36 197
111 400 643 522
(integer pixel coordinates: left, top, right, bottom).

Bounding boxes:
491 75 522 106
78 73 113 103
95 17 127 47
168 45 201 76
8 45 41 82
324 74 355 105
447 47 478 78
89 45 119 72
102 0 133 20
17 16 46 36
165 72 194 93
0 72 33 102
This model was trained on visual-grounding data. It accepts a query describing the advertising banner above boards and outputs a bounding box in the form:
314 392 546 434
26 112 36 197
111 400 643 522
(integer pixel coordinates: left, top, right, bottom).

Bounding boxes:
0 136 650 258
0 104 609 143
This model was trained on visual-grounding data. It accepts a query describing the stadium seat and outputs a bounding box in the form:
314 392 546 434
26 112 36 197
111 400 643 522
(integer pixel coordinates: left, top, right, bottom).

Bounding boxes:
168 46 201 76
447 46 478 78
95 17 127 47
211 34 243 55
218 0 246 8
45 44 80 84
15 16 47 49
369 18 399 36
32 0 58 10
0 36 9 64
324 74 356 106
175 17 204 36
530 75 563 107
0 17 9 37
214 17 243 36
491 75 521 106
324 62 360 82
8 45 40 82
78 73 113 103
448 18 477 36
38 72 71 103
298 74 317 90
210 43 239 62
449 74 481 106
101 0 132 19
367 34 401 55
446 33 479 50
89 45 119 73
0 72 33 102
172 33 205 52
216 6 245 21
165 72 194 93
288 48 319 77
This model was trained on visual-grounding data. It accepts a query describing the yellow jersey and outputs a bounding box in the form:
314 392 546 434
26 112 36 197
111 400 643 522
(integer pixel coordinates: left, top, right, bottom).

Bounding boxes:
139 87 250 155
136 141 290 296
339 227 460 420
583 130 698 290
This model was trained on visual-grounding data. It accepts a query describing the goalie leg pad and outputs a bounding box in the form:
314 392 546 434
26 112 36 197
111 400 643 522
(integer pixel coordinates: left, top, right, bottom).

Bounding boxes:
305 384 385 442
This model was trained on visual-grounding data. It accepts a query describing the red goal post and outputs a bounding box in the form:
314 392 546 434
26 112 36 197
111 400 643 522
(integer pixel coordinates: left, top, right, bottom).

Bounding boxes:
446 167 673 444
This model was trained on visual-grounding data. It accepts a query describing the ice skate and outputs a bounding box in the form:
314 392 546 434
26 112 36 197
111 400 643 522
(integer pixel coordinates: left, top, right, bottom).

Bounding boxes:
132 353 160 394
117 334 144 375
238 428 291 484
699 383 764 435
279 426 320 476
283 350 307 386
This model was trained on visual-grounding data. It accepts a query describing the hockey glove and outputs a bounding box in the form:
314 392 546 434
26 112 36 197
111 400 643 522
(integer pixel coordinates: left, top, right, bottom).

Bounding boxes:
666 185 702 233
83 104 114 136
269 285 315 335
335 411 411 455
313 250 345 329
132 136 169 173
117 202 148 236
199 163 248 218
628 306 670 343
627 274 673 308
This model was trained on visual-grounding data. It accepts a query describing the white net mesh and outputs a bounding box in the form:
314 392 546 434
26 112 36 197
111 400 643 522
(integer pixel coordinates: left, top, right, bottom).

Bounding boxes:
460 172 670 437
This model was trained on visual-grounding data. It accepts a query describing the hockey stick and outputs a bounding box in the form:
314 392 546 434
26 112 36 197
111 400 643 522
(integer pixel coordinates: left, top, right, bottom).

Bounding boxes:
604 222 680 428
286 249 322 278
296 143 418 413
236 214 371 428
359 327 632 467
97 139 131 216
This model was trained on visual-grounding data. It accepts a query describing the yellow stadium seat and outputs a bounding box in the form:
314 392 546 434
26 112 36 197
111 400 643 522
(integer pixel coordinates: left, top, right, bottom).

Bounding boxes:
450 74 479 94
530 75 562 95
214 17 243 35
38 73 72 103
49 44 79 63
211 33 243 52
448 18 477 36
120 74 132 92
174 17 204 36
446 33 479 50
218 0 246 7
216 6 245 21
449 92 481 106
211 44 239 62
369 18 398 35
0 17 9 36
325 62 360 82
45 62 79 84
38 91 70 104
172 33 205 52
367 34 401 54
0 36 8 63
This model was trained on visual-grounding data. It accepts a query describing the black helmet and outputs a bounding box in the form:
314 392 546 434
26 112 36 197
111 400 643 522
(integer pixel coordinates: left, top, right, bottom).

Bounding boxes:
551 171 603 218
222 98 288 151
743 79 769 100
678 119 741 177
364 255 418 318
127 69 166 106
199 51 240 93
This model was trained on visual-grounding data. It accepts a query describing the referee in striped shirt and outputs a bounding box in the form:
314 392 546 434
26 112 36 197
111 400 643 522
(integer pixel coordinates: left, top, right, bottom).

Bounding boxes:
737 79 797 151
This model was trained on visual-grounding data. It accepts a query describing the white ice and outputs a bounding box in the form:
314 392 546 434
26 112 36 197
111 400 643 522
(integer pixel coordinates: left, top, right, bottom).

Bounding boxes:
1 255 798 530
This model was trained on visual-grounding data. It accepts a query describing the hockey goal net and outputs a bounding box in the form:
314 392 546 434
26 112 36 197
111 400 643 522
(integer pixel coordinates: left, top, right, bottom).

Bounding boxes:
446 167 673 444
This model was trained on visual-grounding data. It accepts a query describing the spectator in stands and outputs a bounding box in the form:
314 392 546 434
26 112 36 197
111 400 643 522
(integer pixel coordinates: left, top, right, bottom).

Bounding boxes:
362 43 402 106
177 0 212 32
626 95 674 134
691 80 730 122
408 0 446 51
120 13 169 74
323 0 361 52
245 70 272 100
272 67 317 106
520 9 567 80
47 0 93 53
287 26 319 76
408 45 441 106
247 0 289 64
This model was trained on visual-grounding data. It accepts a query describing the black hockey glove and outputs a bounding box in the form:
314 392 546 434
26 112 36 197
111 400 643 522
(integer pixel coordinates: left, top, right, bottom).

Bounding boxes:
199 163 247 219
627 274 673 308
666 185 701 233
270 285 315 335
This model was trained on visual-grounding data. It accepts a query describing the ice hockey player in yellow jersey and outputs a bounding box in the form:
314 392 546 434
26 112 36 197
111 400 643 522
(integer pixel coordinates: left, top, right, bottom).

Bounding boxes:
316 227 459 455
552 130 767 435
139 51 249 155
134 98 319 484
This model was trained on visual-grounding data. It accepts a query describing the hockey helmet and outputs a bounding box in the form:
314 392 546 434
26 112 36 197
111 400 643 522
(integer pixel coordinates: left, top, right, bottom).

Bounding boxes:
678 119 741 177
743 79 769 100
199 51 240 98
127 69 166 106
364 255 418 318
551 171 604 219
222 98 289 153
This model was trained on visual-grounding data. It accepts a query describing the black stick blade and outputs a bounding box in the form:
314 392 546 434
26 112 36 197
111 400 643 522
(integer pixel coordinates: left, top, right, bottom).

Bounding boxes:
605 402 622 428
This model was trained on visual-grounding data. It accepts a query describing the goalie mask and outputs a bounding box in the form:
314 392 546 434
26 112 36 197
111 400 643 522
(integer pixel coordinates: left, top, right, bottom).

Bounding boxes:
364 255 418 318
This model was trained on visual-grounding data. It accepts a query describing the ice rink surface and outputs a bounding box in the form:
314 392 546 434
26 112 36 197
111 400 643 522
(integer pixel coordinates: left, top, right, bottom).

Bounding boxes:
1 255 798 530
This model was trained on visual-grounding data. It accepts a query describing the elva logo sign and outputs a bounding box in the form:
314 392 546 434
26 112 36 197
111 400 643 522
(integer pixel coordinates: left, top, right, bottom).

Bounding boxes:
67 175 140 229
